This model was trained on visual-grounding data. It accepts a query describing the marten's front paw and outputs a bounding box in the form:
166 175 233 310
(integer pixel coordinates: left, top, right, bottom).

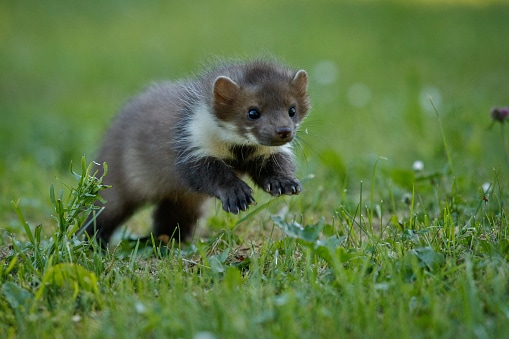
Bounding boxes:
263 177 302 197
217 181 256 214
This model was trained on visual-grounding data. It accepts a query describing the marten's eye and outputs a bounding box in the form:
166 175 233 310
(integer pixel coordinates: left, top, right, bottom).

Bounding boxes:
248 108 261 120
288 106 297 117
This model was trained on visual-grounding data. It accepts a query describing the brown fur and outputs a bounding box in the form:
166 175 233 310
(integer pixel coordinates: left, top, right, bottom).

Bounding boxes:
85 60 310 246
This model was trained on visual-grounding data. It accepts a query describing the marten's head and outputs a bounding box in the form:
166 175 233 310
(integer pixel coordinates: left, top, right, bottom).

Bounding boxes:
212 62 310 147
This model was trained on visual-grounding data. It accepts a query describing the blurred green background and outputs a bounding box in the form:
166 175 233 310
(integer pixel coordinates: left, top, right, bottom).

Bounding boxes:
1 0 508 230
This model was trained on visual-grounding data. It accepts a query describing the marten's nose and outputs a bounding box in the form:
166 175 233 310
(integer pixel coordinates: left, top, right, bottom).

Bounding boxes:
276 127 292 139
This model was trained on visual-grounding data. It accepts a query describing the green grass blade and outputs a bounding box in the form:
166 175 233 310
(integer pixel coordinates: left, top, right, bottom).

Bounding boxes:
11 200 35 246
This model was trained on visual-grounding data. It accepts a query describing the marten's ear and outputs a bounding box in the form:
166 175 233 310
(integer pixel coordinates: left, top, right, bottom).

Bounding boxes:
213 76 240 104
291 70 308 96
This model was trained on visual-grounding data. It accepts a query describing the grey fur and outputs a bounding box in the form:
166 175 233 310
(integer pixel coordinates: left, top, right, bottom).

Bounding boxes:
85 60 310 245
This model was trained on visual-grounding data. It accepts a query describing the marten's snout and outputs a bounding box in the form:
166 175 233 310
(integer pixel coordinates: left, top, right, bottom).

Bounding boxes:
277 127 292 140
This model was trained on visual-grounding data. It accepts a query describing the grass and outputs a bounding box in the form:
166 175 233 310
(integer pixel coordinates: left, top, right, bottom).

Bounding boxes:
2 0 509 337
3 156 509 338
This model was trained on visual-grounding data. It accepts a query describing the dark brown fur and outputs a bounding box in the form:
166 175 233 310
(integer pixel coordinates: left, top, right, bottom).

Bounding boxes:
85 60 310 246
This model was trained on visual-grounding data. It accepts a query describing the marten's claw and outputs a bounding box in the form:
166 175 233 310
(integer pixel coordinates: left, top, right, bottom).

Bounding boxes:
264 177 302 197
217 180 255 214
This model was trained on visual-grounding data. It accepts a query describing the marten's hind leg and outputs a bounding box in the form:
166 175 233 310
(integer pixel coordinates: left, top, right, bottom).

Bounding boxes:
85 198 139 248
152 197 205 242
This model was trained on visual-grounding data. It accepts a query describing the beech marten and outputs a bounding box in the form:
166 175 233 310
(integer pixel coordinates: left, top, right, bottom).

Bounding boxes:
85 60 311 245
